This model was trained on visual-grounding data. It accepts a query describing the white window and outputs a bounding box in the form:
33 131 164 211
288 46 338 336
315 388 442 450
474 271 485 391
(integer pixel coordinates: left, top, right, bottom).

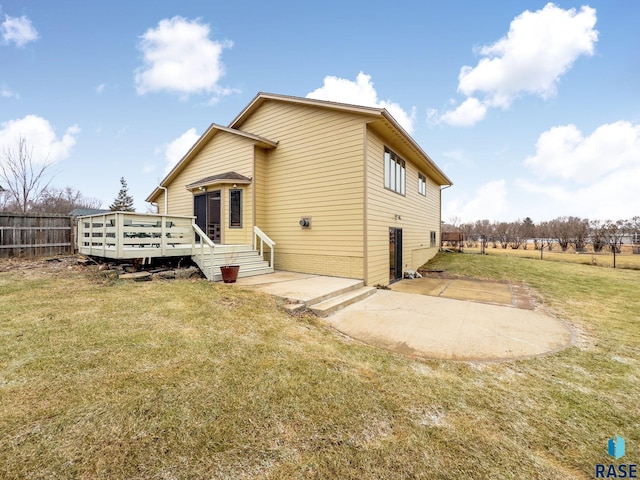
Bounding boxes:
418 173 427 196
384 147 405 195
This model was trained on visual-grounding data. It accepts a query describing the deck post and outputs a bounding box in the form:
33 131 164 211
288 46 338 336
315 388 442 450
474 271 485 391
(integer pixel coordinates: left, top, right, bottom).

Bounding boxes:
101 214 107 257
116 213 123 258
88 217 93 256
160 215 167 256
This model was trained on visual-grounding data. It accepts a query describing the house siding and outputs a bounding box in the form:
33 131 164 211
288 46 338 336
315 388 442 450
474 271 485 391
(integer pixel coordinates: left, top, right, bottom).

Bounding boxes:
238 101 365 278
254 147 267 230
164 131 255 244
365 128 441 286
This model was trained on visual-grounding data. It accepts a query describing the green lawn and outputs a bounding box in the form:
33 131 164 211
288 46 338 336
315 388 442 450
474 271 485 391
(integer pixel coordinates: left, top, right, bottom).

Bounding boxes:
1 254 639 479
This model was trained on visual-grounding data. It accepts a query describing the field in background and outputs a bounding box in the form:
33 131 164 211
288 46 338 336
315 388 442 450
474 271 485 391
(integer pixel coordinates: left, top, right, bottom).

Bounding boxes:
1 254 639 478
455 244 640 269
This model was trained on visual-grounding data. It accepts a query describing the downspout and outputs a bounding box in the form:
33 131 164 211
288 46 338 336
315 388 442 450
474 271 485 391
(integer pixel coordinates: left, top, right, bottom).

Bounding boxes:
439 184 453 250
158 186 168 214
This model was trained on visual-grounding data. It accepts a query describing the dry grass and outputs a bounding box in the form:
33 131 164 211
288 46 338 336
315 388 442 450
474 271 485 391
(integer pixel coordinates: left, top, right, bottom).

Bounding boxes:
1 255 639 478
461 244 640 270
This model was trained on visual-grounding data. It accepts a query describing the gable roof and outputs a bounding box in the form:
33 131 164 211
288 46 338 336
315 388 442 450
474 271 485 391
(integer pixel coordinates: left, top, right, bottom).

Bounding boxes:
147 93 452 203
146 123 277 202
231 93 452 187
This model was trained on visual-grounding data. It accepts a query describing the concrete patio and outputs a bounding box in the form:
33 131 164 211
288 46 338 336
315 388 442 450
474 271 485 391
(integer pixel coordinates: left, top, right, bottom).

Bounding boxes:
233 271 574 362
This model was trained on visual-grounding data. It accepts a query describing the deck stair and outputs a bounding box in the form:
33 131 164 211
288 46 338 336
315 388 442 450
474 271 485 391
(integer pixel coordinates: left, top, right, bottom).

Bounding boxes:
192 244 274 282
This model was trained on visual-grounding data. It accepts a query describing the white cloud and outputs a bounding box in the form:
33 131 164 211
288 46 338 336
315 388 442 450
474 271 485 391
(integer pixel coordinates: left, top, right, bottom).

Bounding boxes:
524 121 640 183
1 85 20 99
460 3 597 104
435 3 598 127
518 120 640 219
1 14 38 47
0 115 80 166
443 180 509 222
160 128 200 173
95 83 105 93
134 16 233 100
439 97 488 127
307 72 416 134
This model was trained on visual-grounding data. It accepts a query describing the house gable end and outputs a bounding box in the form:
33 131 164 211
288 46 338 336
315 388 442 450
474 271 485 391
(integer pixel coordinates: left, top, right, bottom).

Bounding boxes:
146 124 276 203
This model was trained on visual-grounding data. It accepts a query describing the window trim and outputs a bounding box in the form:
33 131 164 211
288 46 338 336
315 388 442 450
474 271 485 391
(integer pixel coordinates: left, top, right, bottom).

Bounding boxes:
418 173 427 196
384 147 406 196
229 189 242 228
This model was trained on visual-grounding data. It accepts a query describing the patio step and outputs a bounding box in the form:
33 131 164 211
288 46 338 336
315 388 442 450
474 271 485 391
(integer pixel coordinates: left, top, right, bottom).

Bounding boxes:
309 286 377 317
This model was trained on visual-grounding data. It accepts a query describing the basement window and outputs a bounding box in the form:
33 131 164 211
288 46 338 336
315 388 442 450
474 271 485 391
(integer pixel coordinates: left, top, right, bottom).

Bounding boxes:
384 147 406 195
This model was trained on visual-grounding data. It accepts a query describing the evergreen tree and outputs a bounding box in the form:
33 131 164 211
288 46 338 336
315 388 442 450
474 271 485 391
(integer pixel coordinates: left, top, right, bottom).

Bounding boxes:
109 177 135 211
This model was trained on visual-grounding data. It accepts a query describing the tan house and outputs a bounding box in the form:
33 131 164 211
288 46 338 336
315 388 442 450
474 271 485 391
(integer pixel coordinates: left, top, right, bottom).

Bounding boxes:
146 93 452 286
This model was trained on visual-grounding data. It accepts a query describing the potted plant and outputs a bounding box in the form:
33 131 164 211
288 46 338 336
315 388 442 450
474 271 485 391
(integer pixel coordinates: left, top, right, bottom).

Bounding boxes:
219 250 239 283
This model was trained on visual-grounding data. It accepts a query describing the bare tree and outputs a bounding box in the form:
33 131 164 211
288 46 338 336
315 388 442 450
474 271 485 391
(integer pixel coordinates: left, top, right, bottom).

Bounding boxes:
601 219 629 268
507 220 525 249
568 217 590 252
495 222 509 249
589 219 607 252
0 136 53 213
550 217 572 252
536 221 553 260
30 186 102 214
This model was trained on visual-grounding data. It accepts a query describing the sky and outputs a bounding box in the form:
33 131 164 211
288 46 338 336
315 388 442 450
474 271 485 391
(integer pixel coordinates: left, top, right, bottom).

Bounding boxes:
1 0 639 223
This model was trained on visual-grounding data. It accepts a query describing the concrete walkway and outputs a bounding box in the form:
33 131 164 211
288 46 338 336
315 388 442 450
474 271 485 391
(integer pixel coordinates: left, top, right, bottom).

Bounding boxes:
234 271 574 362
234 271 363 305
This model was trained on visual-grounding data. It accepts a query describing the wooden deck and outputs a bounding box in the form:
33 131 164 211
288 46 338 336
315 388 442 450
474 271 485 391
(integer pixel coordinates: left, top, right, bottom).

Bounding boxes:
77 212 276 281
77 212 197 259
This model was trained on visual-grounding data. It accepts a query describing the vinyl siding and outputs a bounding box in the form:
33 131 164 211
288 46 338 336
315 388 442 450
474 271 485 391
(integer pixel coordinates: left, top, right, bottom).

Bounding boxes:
366 128 441 286
163 131 255 244
254 147 267 229
239 101 365 278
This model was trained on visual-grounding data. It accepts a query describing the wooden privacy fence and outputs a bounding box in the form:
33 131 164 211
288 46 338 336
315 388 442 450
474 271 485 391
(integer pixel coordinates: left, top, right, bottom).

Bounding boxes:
0 213 73 258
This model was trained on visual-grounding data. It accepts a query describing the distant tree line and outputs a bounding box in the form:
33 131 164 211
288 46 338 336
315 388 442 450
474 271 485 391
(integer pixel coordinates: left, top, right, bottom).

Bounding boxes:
445 216 640 256
0 184 102 215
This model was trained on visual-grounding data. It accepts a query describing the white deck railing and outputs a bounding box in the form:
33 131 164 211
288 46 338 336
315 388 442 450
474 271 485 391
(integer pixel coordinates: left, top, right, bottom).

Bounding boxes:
77 213 275 279
77 212 196 259
191 223 215 280
254 225 276 268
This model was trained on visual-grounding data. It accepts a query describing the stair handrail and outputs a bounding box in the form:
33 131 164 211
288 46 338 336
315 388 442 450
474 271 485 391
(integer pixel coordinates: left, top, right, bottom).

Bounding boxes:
253 226 276 269
192 222 215 280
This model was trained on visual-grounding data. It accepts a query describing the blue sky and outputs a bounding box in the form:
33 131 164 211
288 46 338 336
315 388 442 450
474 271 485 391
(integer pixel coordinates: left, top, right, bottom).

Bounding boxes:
1 1 638 222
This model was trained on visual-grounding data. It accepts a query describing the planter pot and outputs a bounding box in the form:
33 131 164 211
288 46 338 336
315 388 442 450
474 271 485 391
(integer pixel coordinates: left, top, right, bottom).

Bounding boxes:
220 265 240 283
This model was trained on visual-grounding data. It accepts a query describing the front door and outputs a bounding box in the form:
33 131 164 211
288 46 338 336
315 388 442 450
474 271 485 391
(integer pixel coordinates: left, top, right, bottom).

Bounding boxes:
194 191 221 243
389 227 403 282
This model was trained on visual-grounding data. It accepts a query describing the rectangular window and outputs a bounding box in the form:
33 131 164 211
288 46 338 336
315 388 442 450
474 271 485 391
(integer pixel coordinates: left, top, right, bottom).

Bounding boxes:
384 147 406 195
418 173 427 196
229 189 242 228
384 151 391 189
430 231 437 247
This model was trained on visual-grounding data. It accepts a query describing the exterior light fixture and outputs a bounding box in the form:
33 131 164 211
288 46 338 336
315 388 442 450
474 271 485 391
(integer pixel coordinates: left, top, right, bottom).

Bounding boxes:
299 217 311 228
